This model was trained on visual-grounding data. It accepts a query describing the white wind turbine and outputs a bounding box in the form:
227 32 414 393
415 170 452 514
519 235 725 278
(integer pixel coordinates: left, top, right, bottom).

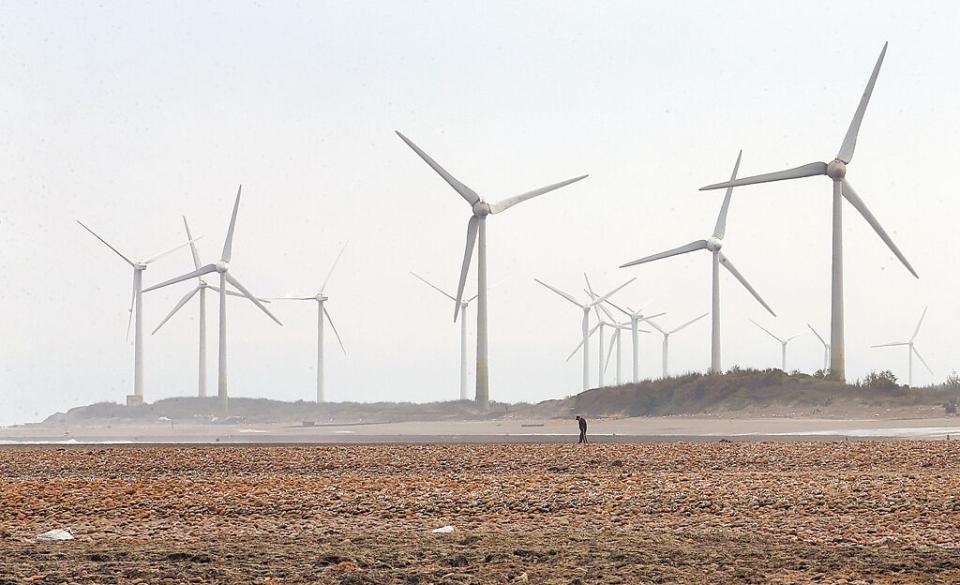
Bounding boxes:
750 320 799 372
536 277 634 391
621 150 775 373
601 299 665 383
807 324 831 373
143 186 282 411
411 272 479 401
871 307 933 387
77 220 197 405
566 309 640 387
396 131 587 406
268 243 349 403
700 43 918 382
645 313 709 378
150 216 261 398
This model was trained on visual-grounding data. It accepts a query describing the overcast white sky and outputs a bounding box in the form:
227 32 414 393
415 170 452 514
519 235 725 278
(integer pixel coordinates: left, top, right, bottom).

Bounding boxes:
1 1 959 426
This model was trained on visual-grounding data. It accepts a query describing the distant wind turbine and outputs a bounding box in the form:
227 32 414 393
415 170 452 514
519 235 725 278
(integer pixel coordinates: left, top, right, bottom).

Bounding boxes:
143 186 282 412
410 272 478 401
751 320 799 372
268 242 349 403
872 307 933 387
807 324 831 373
700 43 918 382
622 150 775 374
77 220 197 404
566 312 640 387
150 216 259 398
536 276 634 391
646 313 709 378
602 298 665 383
396 131 587 406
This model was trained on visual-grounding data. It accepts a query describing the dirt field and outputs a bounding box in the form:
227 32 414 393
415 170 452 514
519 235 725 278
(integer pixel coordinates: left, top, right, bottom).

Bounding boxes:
3 442 960 584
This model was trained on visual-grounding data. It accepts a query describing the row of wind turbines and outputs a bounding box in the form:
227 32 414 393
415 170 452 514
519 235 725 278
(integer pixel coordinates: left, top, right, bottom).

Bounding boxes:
81 41 929 410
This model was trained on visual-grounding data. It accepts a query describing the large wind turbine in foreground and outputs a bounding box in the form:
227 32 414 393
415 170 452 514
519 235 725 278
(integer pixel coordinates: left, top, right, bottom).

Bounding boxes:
645 313 709 378
536 277 634 391
411 272 478 400
269 243 348 403
77 220 196 405
808 324 831 373
700 43 918 382
751 320 799 372
144 186 281 411
150 216 263 398
872 307 933 387
397 131 587 406
622 151 775 373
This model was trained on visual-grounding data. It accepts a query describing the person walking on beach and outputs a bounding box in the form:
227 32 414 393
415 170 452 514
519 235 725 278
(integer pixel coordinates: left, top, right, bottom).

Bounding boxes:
576 416 588 444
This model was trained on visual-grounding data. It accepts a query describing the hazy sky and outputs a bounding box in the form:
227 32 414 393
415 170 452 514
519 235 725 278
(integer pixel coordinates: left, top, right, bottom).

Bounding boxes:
2 1 959 426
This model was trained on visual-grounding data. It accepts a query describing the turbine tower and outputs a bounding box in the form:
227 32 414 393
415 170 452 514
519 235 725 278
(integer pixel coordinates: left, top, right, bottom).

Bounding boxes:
77 220 196 405
396 131 587 407
807 324 831 373
700 43 918 382
143 186 282 412
150 216 267 398
646 313 709 378
622 150 775 373
751 320 799 372
268 243 348 403
536 277 634 391
602 299 665 383
411 272 478 400
871 307 933 387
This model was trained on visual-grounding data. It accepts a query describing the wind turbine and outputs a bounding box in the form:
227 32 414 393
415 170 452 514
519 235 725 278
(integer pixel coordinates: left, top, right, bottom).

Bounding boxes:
700 43 918 382
77 220 197 405
750 320 799 372
396 131 588 407
143 186 282 412
602 299 666 383
871 307 933 387
621 150 775 373
807 324 831 373
267 243 349 403
150 216 263 398
411 272 478 401
645 313 709 378
566 312 640 387
536 277 634 391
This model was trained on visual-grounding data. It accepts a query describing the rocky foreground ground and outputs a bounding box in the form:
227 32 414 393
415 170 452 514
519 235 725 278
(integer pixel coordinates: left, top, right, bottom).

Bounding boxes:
2 442 960 584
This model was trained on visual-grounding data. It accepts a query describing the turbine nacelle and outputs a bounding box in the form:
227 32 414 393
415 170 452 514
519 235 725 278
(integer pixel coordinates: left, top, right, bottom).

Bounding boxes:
315 294 329 302
827 159 847 180
472 200 491 217
705 237 723 252
215 261 230 273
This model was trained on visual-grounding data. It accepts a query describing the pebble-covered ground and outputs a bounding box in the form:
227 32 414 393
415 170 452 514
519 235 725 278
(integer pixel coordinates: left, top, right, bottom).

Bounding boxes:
2 442 960 584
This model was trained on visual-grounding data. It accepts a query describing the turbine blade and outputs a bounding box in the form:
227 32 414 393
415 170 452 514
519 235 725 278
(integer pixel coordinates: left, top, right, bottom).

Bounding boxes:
645 318 667 335
913 345 934 376
910 306 928 342
712 149 742 239
621 240 708 269
750 319 783 343
488 175 588 214
211 285 267 301
152 286 200 335
603 329 618 374
183 216 202 270
593 278 635 307
719 253 776 316
125 275 136 342
837 42 888 164
225 273 282 326
465 293 479 304
76 221 135 267
411 271 457 302
601 298 632 318
807 324 828 347
324 306 346 356
638 311 667 323
320 241 349 295
840 179 918 278
871 342 909 348
395 131 480 205
565 323 600 362
221 185 242 263
699 162 828 191
142 237 203 265
534 278 584 309
143 264 217 293
454 216 480 321
670 313 709 334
